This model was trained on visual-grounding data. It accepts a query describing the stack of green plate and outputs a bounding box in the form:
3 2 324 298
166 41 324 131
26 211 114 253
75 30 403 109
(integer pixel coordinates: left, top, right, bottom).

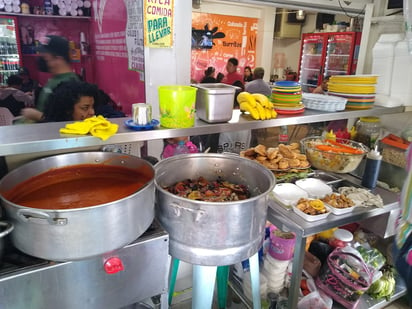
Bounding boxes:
271 81 304 114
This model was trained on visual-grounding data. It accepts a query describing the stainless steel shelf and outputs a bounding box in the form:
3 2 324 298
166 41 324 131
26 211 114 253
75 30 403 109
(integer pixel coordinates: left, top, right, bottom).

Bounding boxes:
0 106 405 156
0 13 91 20
267 174 399 238
356 275 406 309
267 173 402 309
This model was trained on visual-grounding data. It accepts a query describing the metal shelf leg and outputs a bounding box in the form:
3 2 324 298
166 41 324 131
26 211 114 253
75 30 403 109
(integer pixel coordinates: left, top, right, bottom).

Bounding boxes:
192 265 217 309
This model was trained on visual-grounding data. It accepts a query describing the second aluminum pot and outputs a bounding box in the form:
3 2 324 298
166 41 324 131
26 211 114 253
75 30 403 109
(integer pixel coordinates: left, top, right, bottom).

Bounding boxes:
155 153 276 266
0 152 155 261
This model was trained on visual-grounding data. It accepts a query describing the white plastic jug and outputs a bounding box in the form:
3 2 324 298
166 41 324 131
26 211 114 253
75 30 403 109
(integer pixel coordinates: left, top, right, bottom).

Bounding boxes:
391 38 412 106
372 33 404 97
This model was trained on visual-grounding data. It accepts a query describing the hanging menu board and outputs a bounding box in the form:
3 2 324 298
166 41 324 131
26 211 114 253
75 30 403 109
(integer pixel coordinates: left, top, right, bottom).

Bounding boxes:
143 0 174 48
125 0 145 73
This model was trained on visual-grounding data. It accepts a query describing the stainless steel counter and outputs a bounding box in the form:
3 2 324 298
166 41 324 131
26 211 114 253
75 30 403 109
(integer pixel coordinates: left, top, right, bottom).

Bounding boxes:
267 173 402 309
0 105 407 309
0 106 404 156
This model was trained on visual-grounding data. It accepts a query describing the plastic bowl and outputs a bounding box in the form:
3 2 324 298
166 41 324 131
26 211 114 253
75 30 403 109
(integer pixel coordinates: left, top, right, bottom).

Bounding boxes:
300 137 368 173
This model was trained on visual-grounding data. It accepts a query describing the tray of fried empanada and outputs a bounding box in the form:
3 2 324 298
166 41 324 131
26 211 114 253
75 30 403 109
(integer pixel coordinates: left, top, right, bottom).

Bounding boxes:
240 143 311 171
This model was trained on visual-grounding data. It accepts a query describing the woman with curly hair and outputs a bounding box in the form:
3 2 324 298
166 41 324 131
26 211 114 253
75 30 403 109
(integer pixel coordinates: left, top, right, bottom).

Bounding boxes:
43 80 99 122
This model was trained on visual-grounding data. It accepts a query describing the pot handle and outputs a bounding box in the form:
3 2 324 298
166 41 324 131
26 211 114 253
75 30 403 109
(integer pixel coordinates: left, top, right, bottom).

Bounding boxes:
0 221 14 237
170 202 207 222
16 209 68 225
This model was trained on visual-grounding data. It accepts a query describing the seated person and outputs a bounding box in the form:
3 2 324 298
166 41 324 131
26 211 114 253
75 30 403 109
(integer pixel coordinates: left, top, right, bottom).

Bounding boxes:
216 72 224 83
0 74 34 116
43 80 99 122
200 66 217 83
245 67 272 97
18 67 38 94
161 136 199 159
312 76 330 94
94 89 126 118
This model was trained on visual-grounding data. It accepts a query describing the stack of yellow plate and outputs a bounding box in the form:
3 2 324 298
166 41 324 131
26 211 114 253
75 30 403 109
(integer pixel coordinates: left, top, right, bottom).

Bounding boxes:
328 75 378 110
271 81 304 114
329 75 378 84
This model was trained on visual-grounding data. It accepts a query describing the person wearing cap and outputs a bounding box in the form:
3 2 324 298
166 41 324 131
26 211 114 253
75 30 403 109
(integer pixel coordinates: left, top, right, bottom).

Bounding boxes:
245 67 272 97
18 67 37 94
21 35 79 122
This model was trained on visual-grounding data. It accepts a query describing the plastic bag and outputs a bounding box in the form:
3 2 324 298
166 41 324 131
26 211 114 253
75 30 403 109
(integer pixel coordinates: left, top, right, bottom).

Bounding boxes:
217 130 251 154
298 290 332 309
356 244 386 270
315 248 372 308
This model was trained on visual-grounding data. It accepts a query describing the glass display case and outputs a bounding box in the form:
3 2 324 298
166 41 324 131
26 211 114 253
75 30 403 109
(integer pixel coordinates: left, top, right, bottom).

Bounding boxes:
298 32 362 93
0 16 21 85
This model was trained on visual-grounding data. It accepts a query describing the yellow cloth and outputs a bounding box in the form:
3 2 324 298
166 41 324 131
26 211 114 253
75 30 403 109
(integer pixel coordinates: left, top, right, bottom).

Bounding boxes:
59 115 118 141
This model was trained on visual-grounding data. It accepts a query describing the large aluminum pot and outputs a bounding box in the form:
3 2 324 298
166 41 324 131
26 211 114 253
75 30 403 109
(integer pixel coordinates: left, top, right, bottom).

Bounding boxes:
0 152 155 261
0 221 14 264
155 153 275 266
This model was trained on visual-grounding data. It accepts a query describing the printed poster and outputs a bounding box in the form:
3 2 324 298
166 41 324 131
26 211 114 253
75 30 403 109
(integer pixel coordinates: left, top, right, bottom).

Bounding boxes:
144 0 174 48
124 0 145 73
191 12 257 83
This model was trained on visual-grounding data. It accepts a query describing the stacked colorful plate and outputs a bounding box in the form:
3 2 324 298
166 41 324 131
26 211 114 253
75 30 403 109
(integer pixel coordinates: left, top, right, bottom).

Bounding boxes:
271 81 304 114
328 75 378 110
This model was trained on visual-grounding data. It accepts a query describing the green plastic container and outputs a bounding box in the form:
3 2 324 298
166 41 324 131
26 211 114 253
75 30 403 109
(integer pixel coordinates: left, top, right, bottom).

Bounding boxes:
158 85 197 128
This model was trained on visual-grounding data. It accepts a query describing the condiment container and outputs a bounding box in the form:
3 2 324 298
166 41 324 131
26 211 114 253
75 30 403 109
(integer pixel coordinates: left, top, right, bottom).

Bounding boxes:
268 225 295 261
355 117 381 149
132 103 152 125
380 134 410 168
329 228 353 248
325 129 336 141
361 146 382 189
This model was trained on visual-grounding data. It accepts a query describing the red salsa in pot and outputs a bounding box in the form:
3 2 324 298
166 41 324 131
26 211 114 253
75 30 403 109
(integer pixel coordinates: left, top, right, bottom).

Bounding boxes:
2 164 153 210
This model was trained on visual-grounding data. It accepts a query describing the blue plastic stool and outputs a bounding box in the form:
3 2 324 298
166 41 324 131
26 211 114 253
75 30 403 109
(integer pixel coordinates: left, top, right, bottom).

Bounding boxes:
168 251 261 309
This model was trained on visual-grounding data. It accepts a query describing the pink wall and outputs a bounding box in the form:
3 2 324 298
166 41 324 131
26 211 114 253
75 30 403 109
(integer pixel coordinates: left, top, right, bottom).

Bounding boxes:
89 0 145 116
19 17 91 85
19 0 145 115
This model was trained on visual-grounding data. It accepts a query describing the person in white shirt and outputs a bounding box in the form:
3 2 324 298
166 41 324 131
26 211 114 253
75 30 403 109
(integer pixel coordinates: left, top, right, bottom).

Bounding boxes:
245 67 271 97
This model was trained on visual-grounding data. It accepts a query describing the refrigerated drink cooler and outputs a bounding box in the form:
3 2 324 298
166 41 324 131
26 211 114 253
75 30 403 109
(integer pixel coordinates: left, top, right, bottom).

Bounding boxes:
298 31 361 93
0 16 21 85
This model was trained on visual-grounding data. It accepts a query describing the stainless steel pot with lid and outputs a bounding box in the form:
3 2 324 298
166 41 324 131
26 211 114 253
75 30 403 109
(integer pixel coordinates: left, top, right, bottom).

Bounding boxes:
155 153 276 266
0 221 14 264
0 152 155 261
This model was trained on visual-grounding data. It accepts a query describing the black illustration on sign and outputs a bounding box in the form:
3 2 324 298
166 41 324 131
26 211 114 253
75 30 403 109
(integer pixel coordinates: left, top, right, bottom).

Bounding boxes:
191 24 225 49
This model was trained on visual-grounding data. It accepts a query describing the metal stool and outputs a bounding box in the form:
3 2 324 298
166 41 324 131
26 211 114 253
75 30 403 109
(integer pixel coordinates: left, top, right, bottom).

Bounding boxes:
168 252 261 309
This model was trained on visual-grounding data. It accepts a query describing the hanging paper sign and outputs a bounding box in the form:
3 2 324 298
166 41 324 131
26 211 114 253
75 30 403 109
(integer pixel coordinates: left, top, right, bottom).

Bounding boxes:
124 0 145 73
144 0 174 48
